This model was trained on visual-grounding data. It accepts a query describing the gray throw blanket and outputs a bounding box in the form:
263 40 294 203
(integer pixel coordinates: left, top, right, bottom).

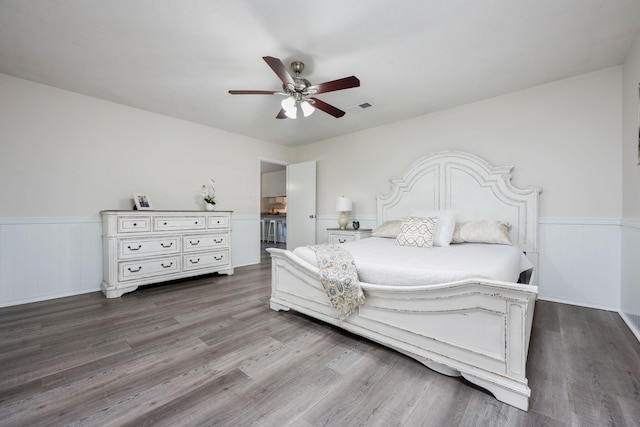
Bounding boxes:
308 244 365 320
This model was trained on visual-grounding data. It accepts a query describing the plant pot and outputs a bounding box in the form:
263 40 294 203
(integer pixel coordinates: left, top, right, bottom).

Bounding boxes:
205 203 215 211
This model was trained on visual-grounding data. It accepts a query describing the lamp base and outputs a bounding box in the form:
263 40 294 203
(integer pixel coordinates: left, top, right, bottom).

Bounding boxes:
338 211 348 230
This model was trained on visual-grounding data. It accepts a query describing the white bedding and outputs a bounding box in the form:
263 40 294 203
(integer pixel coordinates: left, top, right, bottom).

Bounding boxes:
293 237 533 286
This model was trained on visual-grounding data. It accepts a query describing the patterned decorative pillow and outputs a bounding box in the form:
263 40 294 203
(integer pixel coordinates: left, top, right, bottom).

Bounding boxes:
372 220 401 238
451 220 512 245
410 210 457 246
395 216 439 248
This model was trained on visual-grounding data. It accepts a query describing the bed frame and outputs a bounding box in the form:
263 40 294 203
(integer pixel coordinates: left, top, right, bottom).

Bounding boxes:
267 151 541 411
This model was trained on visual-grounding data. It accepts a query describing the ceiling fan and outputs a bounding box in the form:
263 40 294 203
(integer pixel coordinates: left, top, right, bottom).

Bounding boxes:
228 56 360 119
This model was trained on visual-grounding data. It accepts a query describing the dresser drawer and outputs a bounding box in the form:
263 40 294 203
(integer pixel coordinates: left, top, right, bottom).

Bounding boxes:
183 233 229 252
101 210 234 298
326 228 372 244
329 234 355 244
183 250 229 271
118 236 180 259
118 256 180 282
207 215 230 229
117 216 151 233
154 216 206 231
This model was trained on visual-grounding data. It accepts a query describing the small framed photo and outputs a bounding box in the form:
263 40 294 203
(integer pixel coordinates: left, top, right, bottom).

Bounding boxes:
133 193 153 210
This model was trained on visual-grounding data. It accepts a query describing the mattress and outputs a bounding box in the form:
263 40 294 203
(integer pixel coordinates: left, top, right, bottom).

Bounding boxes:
293 237 533 286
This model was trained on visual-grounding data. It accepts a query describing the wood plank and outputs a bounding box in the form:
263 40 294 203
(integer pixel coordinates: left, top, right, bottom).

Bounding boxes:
0 247 639 426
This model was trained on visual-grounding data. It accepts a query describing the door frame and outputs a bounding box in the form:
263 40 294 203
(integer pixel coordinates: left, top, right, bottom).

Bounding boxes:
258 157 289 245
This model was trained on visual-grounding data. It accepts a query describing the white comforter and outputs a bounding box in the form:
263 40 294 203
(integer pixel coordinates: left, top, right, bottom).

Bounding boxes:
293 237 533 286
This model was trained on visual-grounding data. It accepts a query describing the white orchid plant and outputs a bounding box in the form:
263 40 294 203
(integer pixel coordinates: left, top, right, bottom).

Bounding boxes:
201 178 216 205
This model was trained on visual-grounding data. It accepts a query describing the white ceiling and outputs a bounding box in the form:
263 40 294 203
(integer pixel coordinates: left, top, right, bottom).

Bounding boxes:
1 1 639 147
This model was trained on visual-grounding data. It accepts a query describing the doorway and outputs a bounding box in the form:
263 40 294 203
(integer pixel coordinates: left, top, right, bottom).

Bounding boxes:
259 160 287 254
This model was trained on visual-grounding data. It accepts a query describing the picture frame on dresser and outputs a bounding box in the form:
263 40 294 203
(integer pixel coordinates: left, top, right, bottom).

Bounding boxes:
133 193 153 210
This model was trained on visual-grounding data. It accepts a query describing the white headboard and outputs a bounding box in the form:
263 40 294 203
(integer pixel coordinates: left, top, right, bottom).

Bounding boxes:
376 151 541 261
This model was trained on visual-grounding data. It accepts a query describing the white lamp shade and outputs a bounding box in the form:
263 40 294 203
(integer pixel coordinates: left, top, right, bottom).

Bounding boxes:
300 100 315 117
281 96 295 111
281 96 297 119
335 196 352 212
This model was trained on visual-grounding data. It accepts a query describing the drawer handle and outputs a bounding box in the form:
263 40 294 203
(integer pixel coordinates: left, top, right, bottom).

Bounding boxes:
163 222 167 225
189 240 200 246
195 221 199 225
127 244 142 251
338 238 346 243
213 238 223 244
160 242 173 248
133 223 137 227
128 266 142 273
161 262 173 269
214 255 223 261
189 258 200 264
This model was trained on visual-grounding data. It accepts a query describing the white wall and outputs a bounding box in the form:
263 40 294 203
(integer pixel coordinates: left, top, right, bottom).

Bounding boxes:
0 74 292 217
621 32 640 339
0 66 633 316
0 74 292 306
293 67 623 310
622 35 640 218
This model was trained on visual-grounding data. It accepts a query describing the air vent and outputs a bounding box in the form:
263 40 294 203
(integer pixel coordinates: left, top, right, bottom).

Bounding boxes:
347 102 373 113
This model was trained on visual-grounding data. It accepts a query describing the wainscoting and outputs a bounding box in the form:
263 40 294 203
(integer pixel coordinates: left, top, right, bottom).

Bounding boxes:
538 218 621 311
0 215 634 339
0 216 262 307
0 217 103 307
621 220 640 341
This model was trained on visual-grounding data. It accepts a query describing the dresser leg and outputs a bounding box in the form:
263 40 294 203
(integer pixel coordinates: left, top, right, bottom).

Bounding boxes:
101 281 138 298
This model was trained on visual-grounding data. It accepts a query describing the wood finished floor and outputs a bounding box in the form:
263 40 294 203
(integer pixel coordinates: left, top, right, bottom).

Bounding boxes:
1 245 640 426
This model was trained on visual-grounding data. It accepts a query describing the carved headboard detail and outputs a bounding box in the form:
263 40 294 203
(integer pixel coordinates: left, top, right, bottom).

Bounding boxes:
376 151 541 275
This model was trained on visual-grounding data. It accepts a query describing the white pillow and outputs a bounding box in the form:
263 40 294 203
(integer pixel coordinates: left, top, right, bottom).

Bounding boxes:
451 220 512 245
409 210 457 246
395 216 438 248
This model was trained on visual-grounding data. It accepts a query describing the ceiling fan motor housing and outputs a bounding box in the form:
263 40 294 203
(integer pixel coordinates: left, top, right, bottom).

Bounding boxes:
290 61 305 75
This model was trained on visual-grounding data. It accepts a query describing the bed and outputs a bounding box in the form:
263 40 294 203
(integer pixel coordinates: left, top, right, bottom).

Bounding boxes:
267 151 541 411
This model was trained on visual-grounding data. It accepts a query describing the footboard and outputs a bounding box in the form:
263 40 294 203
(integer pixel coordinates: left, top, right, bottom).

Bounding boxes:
268 248 538 411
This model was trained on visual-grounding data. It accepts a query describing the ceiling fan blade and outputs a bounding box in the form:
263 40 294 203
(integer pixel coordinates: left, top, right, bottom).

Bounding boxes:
263 56 295 88
307 76 360 95
228 90 279 95
310 97 346 118
276 108 288 119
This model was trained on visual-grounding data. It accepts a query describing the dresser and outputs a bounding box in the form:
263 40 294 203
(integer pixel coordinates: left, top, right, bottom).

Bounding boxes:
326 228 372 244
101 210 234 298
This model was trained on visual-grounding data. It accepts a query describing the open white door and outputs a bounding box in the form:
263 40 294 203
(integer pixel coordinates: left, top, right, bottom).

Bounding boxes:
286 161 316 250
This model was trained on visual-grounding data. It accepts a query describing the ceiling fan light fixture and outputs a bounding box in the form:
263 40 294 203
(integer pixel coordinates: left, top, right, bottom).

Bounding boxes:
285 109 297 119
281 96 297 118
301 100 315 117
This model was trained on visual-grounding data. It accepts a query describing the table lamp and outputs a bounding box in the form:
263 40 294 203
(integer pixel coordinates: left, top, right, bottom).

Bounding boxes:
335 196 352 230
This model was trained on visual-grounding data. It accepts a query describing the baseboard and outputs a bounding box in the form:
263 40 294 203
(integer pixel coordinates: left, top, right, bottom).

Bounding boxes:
0 288 100 308
538 296 640 344
620 312 640 344
232 261 260 268
537 296 618 313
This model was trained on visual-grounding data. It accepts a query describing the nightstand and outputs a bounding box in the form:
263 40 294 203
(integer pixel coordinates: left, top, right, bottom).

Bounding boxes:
326 228 372 244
